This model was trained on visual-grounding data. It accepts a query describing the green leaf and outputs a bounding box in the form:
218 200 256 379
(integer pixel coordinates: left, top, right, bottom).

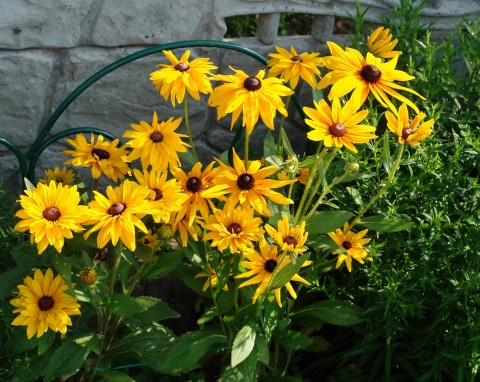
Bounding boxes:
44 339 90 382
102 294 144 316
133 296 179 322
382 134 393 176
141 249 182 279
305 210 354 235
98 371 136 382
268 253 310 291
52 252 72 286
231 325 256 368
312 87 324 102
265 155 283 169
197 306 219 327
272 329 313 350
279 128 295 157
358 215 415 232
291 300 364 326
73 333 102 355
162 330 227 374
178 150 196 168
37 329 57 356
0 266 31 298
263 131 278 158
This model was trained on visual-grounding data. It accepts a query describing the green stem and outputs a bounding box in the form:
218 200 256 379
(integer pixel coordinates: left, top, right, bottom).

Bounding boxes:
109 242 123 295
244 128 250 169
184 96 198 162
348 143 405 232
277 96 291 153
293 147 327 225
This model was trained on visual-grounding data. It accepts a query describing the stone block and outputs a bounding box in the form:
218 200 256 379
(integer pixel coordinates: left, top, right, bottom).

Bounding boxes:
0 0 94 49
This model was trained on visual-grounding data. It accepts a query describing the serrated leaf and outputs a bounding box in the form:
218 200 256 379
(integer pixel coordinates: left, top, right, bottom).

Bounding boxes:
231 325 256 368
291 300 364 326
358 215 415 232
265 155 283 169
73 333 102 355
272 329 313 350
44 340 90 382
279 128 295 157
268 253 310 291
305 210 354 235
263 131 278 158
37 329 56 356
133 296 179 322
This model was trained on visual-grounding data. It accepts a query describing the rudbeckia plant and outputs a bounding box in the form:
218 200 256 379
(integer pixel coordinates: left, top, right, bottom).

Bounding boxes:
2 22 437 382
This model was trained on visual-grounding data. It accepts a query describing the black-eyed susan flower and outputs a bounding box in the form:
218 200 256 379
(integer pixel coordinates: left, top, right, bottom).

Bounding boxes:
367 27 402 59
39 166 77 186
236 239 311 307
133 168 187 224
150 50 217 106
171 161 228 226
267 46 323 89
10 268 81 339
203 202 264 254
215 149 294 217
137 229 161 250
84 180 159 252
327 222 372 272
62 134 131 182
278 167 310 185
169 209 204 247
79 266 97 286
265 215 308 254
386 103 434 146
123 112 189 172
14 181 87 255
318 41 424 113
209 67 294 134
195 266 229 292
304 98 377 153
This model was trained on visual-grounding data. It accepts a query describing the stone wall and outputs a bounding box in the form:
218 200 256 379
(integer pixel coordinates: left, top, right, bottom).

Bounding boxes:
1 0 478 193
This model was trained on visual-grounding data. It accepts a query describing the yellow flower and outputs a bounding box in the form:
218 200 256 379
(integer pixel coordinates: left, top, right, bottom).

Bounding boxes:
318 41 424 113
327 222 372 272
62 134 131 182
264 215 308 254
195 266 229 292
203 203 264 254
137 229 160 250
10 268 81 339
267 46 323 89
215 149 294 217
133 168 187 223
304 98 377 153
278 167 310 185
169 210 204 247
209 67 293 134
39 166 77 186
171 161 228 226
367 27 402 59
236 239 311 307
79 267 97 286
386 103 434 146
150 49 217 106
84 180 158 252
123 112 189 172
14 181 87 255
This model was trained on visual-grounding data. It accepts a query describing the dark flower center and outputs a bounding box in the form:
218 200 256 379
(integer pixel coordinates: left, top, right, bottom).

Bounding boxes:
150 131 164 143
92 148 110 160
38 296 54 311
144 239 150 244
175 62 189 72
342 241 352 250
186 177 203 192
227 223 242 234
402 127 413 140
43 207 61 221
237 174 255 190
284 235 298 246
264 259 278 273
108 202 126 216
360 64 381 83
244 77 262 91
153 188 163 201
292 55 303 62
329 123 347 137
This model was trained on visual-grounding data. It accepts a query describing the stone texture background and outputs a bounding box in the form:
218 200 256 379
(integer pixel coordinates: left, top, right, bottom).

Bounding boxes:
1 0 478 193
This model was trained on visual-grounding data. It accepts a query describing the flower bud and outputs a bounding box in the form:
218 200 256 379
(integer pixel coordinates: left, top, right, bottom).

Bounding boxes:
283 156 299 176
344 162 360 174
159 224 175 240
79 267 97 286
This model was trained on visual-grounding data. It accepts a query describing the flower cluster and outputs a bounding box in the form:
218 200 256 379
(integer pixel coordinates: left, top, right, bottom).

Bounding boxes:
10 26 434 342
